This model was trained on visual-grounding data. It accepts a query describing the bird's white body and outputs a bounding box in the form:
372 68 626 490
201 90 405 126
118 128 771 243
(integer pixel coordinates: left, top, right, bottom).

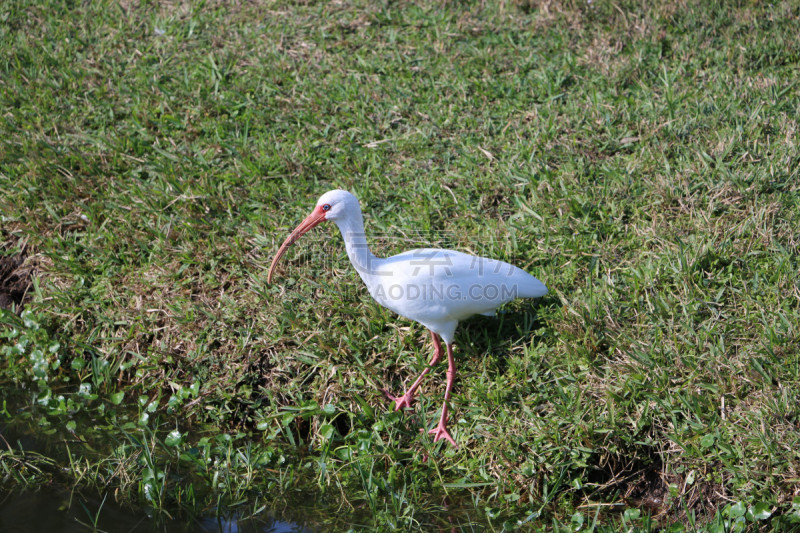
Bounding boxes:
314 191 547 345
268 190 547 447
356 248 547 344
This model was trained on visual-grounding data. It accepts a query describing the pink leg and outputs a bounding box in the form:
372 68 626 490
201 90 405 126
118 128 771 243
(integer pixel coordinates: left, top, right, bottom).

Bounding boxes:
428 342 457 447
384 331 443 410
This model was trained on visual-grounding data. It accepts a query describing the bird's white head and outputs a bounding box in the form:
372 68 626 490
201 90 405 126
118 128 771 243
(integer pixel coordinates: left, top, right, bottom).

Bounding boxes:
267 190 360 283
314 189 359 222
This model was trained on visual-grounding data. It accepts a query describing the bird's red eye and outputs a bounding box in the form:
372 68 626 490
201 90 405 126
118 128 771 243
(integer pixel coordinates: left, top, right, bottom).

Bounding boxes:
322 204 331 211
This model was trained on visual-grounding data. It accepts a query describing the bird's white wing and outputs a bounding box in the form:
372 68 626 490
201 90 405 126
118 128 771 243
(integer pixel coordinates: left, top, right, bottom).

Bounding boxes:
366 248 547 325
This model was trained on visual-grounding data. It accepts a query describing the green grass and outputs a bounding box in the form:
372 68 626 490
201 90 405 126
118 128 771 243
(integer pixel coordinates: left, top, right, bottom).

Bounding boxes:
2 0 800 530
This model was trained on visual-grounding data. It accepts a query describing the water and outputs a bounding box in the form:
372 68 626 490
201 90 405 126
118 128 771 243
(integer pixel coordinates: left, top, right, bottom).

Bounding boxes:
0 392 488 532
0 415 314 533
0 488 313 533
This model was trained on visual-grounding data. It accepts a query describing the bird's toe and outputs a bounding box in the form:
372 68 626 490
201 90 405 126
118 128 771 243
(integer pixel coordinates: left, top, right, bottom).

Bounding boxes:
428 425 457 447
383 389 414 410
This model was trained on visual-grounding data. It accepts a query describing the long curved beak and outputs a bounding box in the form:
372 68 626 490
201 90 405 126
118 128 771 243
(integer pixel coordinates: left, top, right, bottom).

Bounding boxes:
267 209 326 283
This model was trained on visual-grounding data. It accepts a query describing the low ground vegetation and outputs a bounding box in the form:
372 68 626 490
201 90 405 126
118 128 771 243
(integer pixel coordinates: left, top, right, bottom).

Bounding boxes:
2 0 799 530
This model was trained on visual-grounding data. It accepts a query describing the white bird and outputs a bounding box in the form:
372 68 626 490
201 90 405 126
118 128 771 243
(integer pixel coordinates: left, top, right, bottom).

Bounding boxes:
268 190 548 447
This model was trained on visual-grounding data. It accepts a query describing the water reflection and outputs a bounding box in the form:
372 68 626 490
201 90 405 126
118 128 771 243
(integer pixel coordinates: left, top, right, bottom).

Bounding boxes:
0 488 313 533
200 513 312 533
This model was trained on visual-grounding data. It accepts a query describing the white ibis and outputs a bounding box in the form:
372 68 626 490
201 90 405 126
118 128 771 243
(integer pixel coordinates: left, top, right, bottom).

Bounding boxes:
268 190 548 447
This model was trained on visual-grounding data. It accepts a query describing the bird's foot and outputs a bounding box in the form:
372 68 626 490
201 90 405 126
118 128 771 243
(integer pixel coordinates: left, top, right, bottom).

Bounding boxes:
428 422 457 447
383 389 414 411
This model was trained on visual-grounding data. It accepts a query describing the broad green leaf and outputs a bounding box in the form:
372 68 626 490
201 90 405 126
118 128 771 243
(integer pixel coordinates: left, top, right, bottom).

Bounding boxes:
748 502 772 521
165 430 183 446
623 508 641 521
319 423 335 440
726 501 746 518
109 392 125 405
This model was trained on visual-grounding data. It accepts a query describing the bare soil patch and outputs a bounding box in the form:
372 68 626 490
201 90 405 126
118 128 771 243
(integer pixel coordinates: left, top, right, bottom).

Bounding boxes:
0 245 32 311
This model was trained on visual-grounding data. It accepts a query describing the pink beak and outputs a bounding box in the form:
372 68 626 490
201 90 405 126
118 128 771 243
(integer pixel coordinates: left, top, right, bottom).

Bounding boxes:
267 207 327 284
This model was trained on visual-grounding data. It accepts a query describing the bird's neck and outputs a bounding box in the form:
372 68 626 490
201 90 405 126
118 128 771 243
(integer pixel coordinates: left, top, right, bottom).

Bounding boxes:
332 210 381 284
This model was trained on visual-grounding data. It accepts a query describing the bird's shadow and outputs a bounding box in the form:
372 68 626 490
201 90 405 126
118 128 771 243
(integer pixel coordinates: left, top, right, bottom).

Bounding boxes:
456 294 558 375
361 294 560 449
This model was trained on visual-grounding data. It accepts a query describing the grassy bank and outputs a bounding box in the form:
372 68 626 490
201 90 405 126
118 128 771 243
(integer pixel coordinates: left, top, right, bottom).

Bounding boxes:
2 0 800 530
